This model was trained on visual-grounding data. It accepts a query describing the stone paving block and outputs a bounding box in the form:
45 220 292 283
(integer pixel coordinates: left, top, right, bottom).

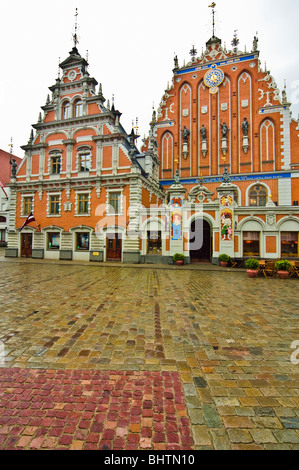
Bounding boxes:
280 418 299 429
227 429 253 443
249 429 277 444
273 430 299 443
192 426 212 446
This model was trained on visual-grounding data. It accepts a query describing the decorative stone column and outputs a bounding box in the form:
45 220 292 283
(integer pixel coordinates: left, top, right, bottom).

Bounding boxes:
216 170 238 259
167 170 187 261
5 178 18 258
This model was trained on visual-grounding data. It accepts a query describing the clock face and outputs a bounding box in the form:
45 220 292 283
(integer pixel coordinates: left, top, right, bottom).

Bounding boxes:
68 69 77 82
204 65 225 92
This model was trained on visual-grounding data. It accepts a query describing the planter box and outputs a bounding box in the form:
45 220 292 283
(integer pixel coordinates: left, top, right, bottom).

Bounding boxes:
277 271 289 279
247 269 259 278
220 261 228 267
176 260 184 266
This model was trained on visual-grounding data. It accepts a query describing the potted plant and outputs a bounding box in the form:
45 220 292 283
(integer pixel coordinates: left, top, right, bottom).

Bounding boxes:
275 260 292 279
219 254 229 267
245 258 260 278
173 253 185 266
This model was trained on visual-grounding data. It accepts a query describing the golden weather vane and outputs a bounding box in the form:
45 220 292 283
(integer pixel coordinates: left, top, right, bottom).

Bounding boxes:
209 3 216 37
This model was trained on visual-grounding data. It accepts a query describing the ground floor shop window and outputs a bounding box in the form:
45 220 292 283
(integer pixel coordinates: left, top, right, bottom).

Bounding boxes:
243 231 260 256
47 232 60 250
76 232 90 251
0 229 5 242
281 232 298 257
147 231 162 255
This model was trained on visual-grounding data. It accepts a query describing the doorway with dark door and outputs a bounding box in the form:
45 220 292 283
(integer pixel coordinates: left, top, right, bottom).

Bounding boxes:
189 218 212 263
106 233 122 261
21 233 33 258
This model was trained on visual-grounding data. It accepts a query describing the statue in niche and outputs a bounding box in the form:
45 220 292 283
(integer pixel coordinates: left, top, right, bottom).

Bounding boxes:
221 122 229 139
200 124 207 141
242 117 249 136
182 126 190 143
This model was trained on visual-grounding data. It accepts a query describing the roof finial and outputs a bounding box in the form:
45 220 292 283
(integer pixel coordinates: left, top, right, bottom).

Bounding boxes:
73 8 79 48
209 3 216 37
189 45 197 62
209 2 216 38
231 30 239 54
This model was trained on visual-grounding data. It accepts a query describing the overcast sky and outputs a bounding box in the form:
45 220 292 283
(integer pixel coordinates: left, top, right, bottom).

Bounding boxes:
0 0 298 157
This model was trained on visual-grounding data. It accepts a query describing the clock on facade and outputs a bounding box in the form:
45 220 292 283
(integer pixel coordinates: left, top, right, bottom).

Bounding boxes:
204 64 225 94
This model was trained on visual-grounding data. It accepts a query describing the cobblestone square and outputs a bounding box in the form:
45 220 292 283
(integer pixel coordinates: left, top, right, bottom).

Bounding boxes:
0 259 299 450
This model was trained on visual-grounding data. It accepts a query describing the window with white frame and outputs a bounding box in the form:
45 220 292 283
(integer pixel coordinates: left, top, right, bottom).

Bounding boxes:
74 99 83 117
107 191 122 215
62 101 71 120
22 195 34 216
75 190 90 216
47 193 61 216
77 148 92 172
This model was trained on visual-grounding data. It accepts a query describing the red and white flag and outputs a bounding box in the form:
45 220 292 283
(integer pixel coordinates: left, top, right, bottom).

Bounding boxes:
20 212 36 232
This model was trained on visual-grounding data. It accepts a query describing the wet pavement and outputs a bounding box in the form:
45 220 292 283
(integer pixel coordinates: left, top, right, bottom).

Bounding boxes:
0 256 299 450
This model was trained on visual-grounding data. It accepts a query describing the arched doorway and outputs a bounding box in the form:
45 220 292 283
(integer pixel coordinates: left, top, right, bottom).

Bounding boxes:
189 218 212 263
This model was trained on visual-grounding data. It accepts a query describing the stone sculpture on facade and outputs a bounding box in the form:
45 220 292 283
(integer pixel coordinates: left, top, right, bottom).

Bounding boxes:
221 122 229 156
242 117 249 154
182 126 190 159
200 124 208 157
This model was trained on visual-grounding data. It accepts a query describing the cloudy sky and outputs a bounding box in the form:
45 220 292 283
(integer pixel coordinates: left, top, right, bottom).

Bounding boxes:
0 0 298 157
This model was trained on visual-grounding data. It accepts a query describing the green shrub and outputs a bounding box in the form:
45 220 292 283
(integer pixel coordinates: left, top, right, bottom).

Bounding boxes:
245 259 260 270
173 253 185 262
219 254 229 263
275 260 292 271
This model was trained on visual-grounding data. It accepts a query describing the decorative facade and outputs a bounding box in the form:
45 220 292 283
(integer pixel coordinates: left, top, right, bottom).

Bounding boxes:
5 45 164 263
5 29 299 264
140 32 299 263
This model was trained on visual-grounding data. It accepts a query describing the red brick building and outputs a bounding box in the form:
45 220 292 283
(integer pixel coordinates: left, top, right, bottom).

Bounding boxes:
5 45 163 262
141 32 299 263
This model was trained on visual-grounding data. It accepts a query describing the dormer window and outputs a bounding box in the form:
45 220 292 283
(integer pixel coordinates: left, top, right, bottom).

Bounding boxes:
62 101 70 120
74 99 83 117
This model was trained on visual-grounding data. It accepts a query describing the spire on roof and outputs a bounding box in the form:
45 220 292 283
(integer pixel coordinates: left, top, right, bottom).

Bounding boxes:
206 3 222 48
209 3 216 37
73 8 79 49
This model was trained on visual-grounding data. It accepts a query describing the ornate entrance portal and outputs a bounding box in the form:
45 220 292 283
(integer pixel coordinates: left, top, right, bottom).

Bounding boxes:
189 219 212 263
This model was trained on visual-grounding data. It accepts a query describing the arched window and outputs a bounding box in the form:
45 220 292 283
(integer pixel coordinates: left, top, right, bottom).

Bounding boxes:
74 99 83 117
249 184 267 207
62 101 70 120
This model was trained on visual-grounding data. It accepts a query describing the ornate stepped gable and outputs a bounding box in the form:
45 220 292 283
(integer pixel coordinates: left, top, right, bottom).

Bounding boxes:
16 46 147 185
149 32 299 185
